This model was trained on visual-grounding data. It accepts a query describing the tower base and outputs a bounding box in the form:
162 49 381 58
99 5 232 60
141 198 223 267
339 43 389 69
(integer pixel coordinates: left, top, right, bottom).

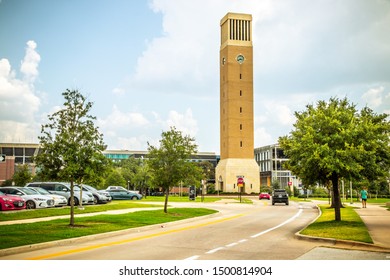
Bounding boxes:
215 158 260 194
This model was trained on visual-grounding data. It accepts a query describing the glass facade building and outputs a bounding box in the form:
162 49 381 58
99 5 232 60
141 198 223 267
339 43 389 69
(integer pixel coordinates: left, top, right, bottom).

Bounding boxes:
254 144 300 189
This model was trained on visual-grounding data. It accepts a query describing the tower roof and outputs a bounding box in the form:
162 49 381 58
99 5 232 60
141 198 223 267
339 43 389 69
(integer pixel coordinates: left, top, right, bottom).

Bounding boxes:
220 12 252 48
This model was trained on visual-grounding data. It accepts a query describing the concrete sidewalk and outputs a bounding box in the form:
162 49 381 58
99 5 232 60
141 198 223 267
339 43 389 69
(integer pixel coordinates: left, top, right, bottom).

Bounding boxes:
354 203 390 248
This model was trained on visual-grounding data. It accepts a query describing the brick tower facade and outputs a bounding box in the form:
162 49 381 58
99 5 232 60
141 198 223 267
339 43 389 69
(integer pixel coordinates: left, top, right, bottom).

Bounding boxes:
216 13 260 193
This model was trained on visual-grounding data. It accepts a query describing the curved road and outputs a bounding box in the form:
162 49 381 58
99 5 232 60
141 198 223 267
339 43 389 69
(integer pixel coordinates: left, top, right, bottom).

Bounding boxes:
3 199 323 260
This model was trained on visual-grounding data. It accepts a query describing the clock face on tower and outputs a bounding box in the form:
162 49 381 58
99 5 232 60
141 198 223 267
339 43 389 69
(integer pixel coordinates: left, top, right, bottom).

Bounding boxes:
236 54 245 64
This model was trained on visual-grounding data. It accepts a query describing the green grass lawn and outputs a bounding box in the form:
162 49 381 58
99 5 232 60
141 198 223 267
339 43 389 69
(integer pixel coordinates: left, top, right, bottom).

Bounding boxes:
300 204 373 243
0 201 161 222
0 196 236 222
0 208 217 250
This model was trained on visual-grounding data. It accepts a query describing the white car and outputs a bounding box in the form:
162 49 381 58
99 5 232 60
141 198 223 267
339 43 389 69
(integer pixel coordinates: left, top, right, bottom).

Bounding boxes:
0 186 55 209
106 186 128 191
26 187 68 207
106 186 140 194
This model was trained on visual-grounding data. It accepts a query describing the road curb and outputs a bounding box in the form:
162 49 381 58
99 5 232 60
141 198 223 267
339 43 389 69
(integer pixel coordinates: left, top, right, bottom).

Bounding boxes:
294 232 390 252
295 204 390 253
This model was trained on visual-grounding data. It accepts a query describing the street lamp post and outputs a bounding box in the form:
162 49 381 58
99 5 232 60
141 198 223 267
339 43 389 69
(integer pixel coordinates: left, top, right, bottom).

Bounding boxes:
350 180 353 204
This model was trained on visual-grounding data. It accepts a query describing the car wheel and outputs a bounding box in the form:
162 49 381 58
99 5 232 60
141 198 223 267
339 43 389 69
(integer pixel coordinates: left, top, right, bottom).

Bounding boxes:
93 196 98 204
131 196 137 200
68 197 79 206
286 201 289 205
26 200 36 209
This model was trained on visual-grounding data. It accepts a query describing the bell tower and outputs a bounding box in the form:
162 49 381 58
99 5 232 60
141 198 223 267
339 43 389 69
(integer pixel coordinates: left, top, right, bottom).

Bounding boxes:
216 13 260 193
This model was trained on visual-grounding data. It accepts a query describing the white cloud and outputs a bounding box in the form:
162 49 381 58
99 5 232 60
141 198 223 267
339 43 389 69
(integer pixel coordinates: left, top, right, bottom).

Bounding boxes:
20 40 41 83
0 41 41 142
96 105 152 150
254 127 273 147
98 105 149 130
112 87 125 96
165 108 198 137
362 86 384 108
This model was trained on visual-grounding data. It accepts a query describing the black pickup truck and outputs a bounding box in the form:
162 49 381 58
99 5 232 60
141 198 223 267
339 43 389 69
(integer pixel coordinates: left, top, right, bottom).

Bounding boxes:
272 189 289 205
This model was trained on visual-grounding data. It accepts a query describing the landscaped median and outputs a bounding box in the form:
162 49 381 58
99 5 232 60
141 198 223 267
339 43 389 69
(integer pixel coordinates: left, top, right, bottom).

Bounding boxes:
0 208 217 250
298 204 373 244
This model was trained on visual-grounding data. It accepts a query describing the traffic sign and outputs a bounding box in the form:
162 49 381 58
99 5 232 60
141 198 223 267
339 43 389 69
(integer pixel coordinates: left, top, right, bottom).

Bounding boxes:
0 154 5 162
237 177 245 187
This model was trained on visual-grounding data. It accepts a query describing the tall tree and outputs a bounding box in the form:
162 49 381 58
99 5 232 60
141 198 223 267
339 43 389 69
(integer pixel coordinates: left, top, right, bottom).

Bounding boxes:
147 127 200 213
279 97 390 221
35 89 108 226
12 164 32 186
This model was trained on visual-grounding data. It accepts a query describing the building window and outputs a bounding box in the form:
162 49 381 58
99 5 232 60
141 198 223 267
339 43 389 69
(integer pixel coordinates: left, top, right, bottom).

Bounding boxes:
240 124 242 130
240 141 243 147
240 107 242 113
240 73 242 79
240 90 242 96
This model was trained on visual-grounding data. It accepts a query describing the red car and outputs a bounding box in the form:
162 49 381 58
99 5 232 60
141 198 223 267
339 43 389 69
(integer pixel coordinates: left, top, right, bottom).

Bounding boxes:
259 192 271 200
0 190 26 211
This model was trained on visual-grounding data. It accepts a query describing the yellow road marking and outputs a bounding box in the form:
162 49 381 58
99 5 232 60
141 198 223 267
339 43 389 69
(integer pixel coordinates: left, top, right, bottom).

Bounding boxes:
27 213 246 260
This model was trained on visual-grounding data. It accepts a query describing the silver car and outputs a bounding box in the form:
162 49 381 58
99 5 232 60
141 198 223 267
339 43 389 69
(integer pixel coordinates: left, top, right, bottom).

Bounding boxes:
25 182 94 206
78 184 111 204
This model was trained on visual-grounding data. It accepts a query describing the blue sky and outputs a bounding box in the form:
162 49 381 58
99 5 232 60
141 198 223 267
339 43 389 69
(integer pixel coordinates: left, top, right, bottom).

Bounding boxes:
1 0 389 153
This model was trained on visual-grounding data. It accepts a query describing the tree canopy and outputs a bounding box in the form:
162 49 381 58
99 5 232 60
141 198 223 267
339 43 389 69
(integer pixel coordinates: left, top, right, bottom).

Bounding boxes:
147 127 201 213
279 97 390 221
35 89 108 225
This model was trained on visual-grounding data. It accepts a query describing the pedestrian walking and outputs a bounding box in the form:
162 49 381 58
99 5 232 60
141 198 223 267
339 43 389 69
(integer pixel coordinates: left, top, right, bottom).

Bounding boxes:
360 187 368 208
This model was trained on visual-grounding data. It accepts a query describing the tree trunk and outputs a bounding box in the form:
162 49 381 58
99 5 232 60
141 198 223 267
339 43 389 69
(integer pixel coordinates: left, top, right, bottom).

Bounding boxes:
164 188 169 213
79 182 84 209
331 172 342 221
70 180 75 226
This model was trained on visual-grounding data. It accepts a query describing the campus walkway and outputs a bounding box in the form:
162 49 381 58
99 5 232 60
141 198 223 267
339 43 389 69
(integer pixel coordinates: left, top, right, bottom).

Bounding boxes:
354 203 390 248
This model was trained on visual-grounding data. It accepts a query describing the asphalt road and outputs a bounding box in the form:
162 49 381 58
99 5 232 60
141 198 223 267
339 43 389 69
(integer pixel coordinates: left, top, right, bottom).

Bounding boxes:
2 199 390 260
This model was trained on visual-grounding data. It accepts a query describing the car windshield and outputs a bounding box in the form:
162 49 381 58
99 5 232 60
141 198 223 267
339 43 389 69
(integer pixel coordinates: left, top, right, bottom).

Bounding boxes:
0 190 4 195
18 188 38 195
32 187 50 195
83 185 96 191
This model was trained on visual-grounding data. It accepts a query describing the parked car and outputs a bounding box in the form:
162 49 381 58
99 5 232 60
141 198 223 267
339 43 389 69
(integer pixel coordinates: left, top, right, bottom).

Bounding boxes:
259 192 270 200
272 189 289 205
25 182 95 206
0 190 26 211
106 186 128 191
0 186 55 209
78 184 111 204
25 187 67 207
106 189 143 200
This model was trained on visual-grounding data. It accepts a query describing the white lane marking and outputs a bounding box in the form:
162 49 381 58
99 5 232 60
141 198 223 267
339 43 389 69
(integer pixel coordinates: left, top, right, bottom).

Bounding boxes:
184 209 303 259
185 255 200 260
251 209 303 238
206 247 224 254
